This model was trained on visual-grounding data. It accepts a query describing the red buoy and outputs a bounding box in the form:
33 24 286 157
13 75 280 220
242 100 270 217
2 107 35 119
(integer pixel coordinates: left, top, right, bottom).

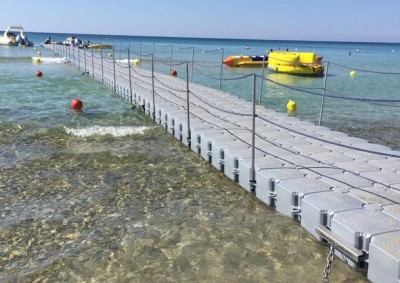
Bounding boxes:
71 98 83 110
36 70 43 77
171 69 177 76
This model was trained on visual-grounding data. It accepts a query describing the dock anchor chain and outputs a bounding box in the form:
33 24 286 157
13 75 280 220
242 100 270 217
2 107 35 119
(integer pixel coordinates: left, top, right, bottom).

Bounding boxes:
321 243 336 283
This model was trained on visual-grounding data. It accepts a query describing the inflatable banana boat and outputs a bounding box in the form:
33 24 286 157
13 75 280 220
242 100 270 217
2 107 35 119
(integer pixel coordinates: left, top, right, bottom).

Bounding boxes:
223 55 268 67
267 51 324 76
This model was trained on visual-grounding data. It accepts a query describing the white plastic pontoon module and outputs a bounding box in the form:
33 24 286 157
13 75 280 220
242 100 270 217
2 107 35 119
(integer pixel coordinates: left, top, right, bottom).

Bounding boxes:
255 167 306 207
331 204 400 251
238 156 285 192
300 190 364 240
368 231 400 283
210 137 248 172
382 204 400 221
214 142 251 180
275 177 332 219
190 128 224 158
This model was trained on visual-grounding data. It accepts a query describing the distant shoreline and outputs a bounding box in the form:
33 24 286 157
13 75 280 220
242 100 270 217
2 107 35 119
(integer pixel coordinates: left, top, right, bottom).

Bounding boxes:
9 30 400 45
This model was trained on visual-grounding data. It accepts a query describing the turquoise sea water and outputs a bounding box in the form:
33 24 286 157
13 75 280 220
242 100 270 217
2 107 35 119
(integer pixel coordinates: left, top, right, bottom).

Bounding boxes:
2 31 399 282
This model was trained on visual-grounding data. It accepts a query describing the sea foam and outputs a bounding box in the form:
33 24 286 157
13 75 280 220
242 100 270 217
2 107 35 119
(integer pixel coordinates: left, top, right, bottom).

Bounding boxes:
64 125 151 137
31 57 68 63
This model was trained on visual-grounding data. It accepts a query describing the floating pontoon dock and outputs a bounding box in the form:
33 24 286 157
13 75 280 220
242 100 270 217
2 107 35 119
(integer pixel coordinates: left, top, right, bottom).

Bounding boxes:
48 44 400 283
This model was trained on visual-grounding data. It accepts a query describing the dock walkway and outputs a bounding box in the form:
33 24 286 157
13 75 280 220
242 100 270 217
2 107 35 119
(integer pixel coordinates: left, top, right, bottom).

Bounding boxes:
49 44 400 283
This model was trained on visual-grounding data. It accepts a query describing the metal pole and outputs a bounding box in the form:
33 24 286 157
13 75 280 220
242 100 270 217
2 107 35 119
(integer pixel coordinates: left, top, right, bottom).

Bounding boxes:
186 62 191 147
139 43 142 67
112 46 116 92
127 45 133 104
83 47 87 73
151 54 155 120
91 48 94 79
259 54 267 104
100 46 104 83
219 48 224 90
318 61 330 126
191 46 194 82
73 45 76 67
250 74 257 191
77 47 80 71
170 44 173 74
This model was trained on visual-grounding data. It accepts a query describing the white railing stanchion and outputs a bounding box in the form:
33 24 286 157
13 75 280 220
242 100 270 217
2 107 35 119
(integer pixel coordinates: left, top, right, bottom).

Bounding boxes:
219 48 224 90
112 46 116 92
186 62 191 148
127 45 133 105
319 61 330 126
151 54 155 120
250 74 257 192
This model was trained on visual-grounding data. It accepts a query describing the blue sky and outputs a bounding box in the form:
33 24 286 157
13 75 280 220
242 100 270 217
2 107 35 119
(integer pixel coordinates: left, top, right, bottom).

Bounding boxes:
1 0 399 43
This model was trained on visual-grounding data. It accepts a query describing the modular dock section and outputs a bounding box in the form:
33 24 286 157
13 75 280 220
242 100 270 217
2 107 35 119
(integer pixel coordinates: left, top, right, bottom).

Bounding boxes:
49 44 400 283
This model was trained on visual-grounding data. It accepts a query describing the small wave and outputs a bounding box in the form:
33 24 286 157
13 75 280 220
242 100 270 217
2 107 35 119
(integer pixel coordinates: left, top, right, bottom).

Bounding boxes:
31 56 68 63
64 125 151 137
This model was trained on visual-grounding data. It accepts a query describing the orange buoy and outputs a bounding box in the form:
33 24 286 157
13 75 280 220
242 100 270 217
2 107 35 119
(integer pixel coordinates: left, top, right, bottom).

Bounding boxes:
71 98 83 110
36 70 43 77
171 69 177 76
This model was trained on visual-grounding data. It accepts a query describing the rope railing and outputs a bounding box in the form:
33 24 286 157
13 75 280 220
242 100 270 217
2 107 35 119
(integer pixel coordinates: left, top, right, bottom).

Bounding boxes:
59 43 399 148
260 74 400 103
50 43 400 200
330 61 400 75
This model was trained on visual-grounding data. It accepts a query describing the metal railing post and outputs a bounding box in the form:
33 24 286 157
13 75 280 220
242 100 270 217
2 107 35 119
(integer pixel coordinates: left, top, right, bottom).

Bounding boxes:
112 46 116 92
139 43 142 67
77 47 80 71
73 45 76 67
186 62 191 147
91 48 94 79
151 54 155 120
170 44 173 74
127 45 133 104
83 47 87 73
219 48 224 90
100 46 104 83
191 46 194 82
259 54 267 104
250 74 257 191
319 61 330 126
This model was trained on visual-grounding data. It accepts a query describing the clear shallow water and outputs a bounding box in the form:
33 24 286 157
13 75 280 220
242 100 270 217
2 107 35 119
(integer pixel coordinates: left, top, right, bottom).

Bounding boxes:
1 32 396 282
32 31 399 150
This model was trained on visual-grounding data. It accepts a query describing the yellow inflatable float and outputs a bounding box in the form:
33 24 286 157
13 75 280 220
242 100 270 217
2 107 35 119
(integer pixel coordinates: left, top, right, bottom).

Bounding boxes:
267 51 324 77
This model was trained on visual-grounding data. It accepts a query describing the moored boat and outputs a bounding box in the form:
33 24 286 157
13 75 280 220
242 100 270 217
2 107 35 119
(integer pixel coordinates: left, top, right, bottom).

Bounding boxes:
267 51 324 76
0 25 33 47
223 55 268 67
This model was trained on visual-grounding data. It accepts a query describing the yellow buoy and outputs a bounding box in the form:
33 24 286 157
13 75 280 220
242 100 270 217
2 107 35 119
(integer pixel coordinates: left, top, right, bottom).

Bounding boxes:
287 99 297 111
350 70 356 77
34 47 37 50
108 53 112 58
35 58 41 64
37 51 42 56
132 58 140 66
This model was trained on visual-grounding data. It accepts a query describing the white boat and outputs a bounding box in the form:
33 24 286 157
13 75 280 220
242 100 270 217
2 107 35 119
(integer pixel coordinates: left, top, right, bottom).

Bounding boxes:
0 25 34 47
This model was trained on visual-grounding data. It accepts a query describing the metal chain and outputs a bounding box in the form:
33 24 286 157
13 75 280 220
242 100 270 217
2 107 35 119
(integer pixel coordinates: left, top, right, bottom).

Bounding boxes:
322 243 337 283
